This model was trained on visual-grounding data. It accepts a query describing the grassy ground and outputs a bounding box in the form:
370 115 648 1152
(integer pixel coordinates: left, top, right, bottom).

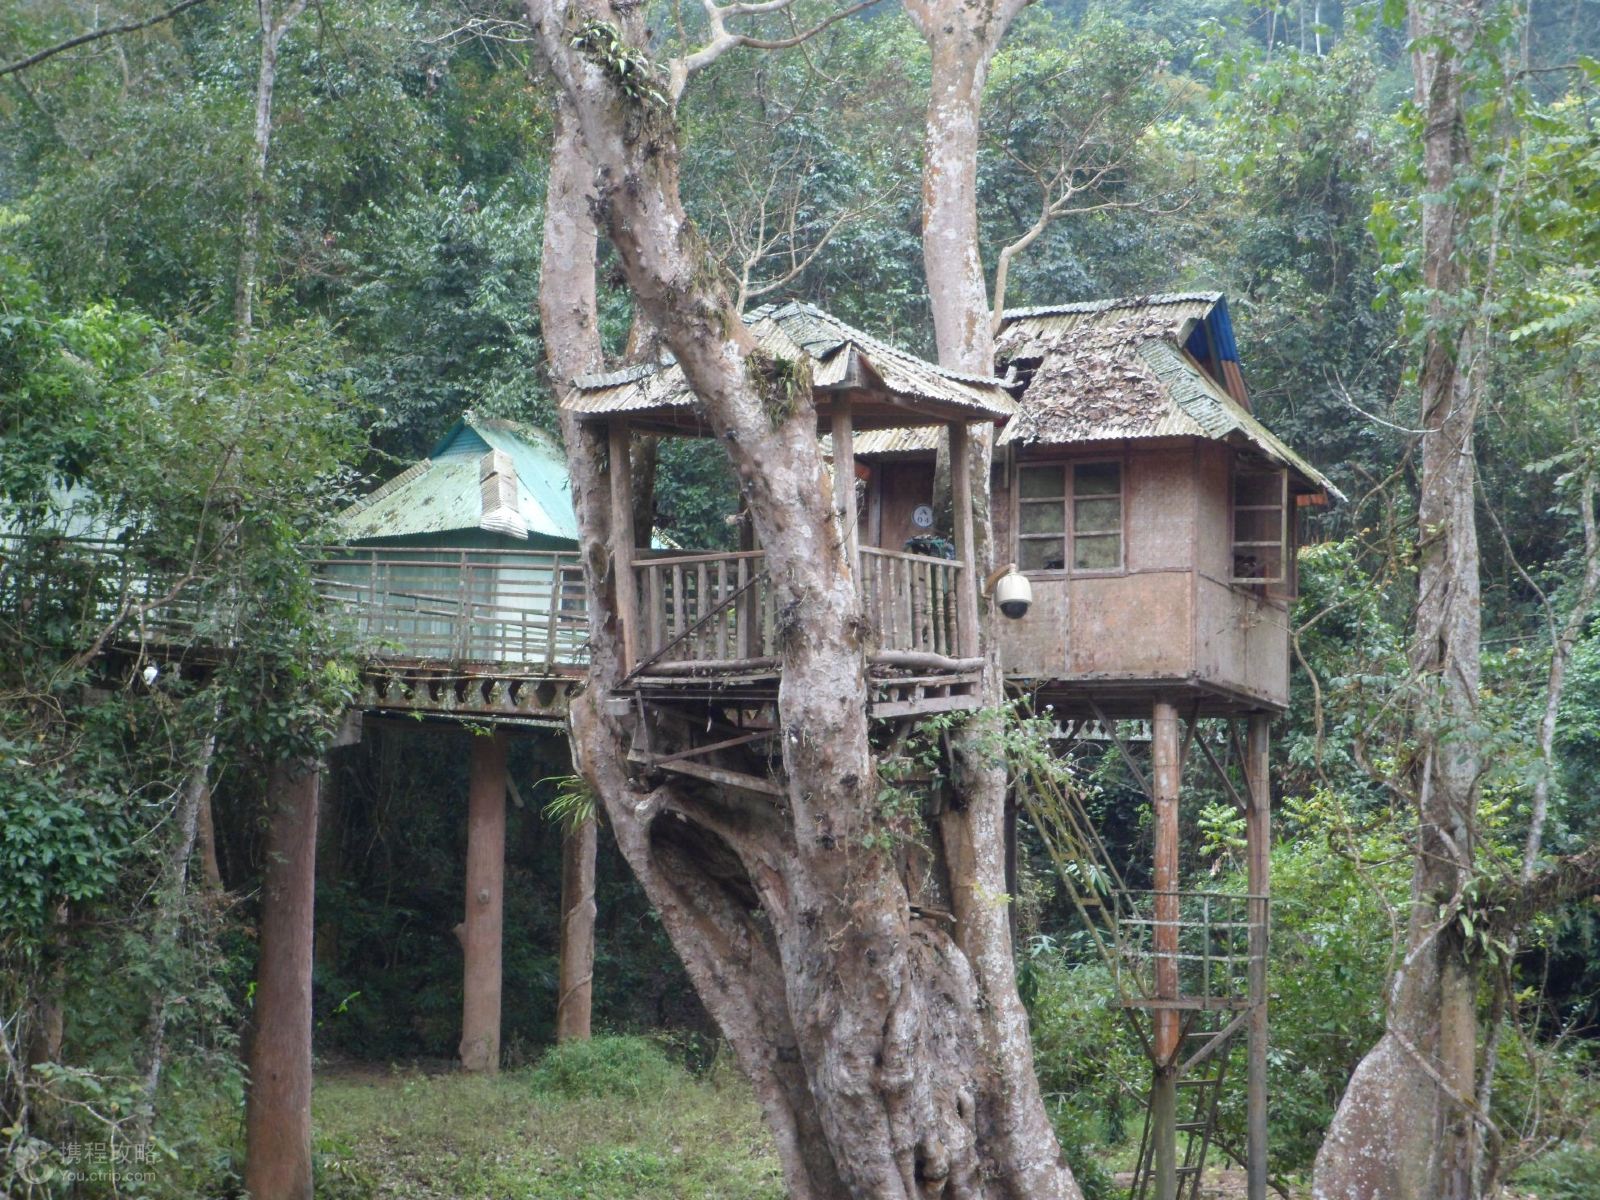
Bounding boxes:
311 1038 784 1200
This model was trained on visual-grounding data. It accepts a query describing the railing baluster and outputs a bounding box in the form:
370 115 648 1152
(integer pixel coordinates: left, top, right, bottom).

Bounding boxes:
648 564 664 661
695 562 710 658
544 560 561 669
671 563 685 646
720 563 732 659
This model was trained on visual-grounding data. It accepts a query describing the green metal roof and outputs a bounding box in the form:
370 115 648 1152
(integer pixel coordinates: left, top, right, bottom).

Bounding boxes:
338 414 579 544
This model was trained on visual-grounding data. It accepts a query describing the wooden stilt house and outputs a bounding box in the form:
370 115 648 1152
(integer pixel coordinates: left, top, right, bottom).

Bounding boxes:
988 293 1342 716
321 412 586 670
853 291 1342 1200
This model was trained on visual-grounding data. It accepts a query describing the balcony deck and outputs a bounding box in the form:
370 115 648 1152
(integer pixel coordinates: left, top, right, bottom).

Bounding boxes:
621 546 983 718
10 538 983 723
5 538 587 725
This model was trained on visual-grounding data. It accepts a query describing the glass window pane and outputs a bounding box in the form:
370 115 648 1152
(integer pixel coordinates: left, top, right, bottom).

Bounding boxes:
1020 465 1066 499
1073 534 1120 571
1233 509 1282 543
1235 471 1281 507
1020 501 1066 534
1020 538 1066 571
1074 461 1121 496
1075 497 1121 534
1233 547 1283 581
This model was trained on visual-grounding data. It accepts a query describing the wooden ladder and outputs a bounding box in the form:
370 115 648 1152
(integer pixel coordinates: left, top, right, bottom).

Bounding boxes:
1128 1022 1235 1200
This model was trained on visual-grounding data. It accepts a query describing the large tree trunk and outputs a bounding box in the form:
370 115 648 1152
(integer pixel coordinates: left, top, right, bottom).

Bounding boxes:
245 757 320 1200
905 8 1065 1190
904 0 1026 560
528 4 1075 1196
1313 3 1485 1197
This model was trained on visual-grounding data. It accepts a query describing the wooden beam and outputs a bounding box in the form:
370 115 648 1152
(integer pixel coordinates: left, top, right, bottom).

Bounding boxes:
1245 714 1272 1200
556 815 596 1043
1151 699 1183 1200
868 692 982 719
459 731 507 1073
608 421 639 670
948 421 980 659
832 402 858 574
627 750 785 796
1089 700 1152 799
639 728 776 764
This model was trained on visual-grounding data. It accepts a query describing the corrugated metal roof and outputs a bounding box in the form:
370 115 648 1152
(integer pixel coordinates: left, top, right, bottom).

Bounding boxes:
849 427 940 456
565 301 1014 424
338 414 579 543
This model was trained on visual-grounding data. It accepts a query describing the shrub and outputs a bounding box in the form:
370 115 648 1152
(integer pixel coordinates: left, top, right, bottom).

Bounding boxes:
529 1035 686 1100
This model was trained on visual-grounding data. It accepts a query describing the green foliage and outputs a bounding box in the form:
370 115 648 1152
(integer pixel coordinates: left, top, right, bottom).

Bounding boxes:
337 180 552 460
543 773 599 833
528 1035 686 1099
312 1061 783 1199
1249 790 1408 1168
0 732 131 953
571 20 669 108
1022 947 1139 1200
1513 1140 1600 1200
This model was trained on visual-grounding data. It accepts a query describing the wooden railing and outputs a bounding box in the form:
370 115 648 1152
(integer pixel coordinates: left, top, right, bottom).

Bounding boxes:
632 549 774 668
8 534 968 675
315 547 587 667
0 537 588 669
629 546 966 670
858 546 962 659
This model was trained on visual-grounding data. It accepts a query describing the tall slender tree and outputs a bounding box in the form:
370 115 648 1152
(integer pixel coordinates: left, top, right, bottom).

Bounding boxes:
1315 4 1600 1196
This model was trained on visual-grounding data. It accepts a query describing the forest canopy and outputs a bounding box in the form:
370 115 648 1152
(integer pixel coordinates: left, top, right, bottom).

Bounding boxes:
2 0 1599 1197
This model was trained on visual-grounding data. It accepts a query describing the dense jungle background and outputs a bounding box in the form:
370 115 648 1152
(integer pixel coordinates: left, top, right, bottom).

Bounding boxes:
3 0 1599 1195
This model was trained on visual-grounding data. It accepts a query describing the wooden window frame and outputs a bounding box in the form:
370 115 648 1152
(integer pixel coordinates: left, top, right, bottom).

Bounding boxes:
1230 464 1289 588
1014 457 1126 577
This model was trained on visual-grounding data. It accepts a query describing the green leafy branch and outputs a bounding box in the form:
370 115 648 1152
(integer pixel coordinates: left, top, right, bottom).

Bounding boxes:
571 20 667 109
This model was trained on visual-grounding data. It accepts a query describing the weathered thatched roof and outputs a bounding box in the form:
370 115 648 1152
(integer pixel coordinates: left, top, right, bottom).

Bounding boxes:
563 301 1014 433
994 294 1341 497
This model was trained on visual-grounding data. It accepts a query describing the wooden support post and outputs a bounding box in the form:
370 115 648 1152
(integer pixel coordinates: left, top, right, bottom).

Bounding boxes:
949 421 980 658
555 814 597 1042
459 731 507 1073
831 403 858 574
608 421 639 670
245 757 320 1200
1245 713 1272 1200
1151 700 1182 1200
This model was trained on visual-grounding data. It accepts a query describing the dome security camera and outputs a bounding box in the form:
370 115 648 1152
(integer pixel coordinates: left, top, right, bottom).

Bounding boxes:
994 570 1032 620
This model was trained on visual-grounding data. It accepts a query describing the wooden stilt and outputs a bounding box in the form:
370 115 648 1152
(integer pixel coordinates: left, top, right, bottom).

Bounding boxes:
949 421 980 659
832 403 858 573
1151 700 1182 1200
1245 714 1271 1200
459 731 507 1073
245 757 320 1200
608 421 639 670
555 814 597 1042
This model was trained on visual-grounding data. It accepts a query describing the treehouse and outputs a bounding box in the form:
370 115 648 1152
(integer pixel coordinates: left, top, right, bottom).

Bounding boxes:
319 413 588 721
857 293 1342 717
562 300 1015 735
852 293 1343 1200
992 293 1341 717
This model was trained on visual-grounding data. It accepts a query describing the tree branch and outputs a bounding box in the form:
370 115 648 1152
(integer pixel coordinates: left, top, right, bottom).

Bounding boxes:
669 0 883 100
0 0 212 79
